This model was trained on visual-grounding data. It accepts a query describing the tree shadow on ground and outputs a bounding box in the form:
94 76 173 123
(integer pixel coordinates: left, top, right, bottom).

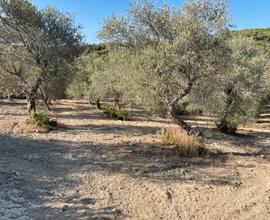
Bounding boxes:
0 134 127 219
55 112 103 120
63 123 160 137
0 100 25 107
0 112 26 116
194 125 270 160
1 99 270 218
1 120 269 219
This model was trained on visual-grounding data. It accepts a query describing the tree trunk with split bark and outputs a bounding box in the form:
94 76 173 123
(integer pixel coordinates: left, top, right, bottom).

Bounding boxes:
165 79 195 134
96 98 101 110
217 86 237 134
89 98 102 110
167 102 191 133
26 78 42 118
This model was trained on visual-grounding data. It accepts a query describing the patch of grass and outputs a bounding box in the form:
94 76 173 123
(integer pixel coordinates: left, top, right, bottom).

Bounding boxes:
159 126 207 157
17 120 48 133
103 107 129 120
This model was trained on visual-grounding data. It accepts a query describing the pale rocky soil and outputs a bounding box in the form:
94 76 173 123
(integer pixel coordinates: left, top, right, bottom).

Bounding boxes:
0 99 270 220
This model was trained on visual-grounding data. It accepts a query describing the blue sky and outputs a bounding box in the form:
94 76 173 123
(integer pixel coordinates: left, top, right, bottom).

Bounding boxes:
32 0 270 43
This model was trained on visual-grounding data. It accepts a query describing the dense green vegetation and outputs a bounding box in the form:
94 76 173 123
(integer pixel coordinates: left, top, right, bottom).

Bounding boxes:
0 0 269 135
236 28 270 42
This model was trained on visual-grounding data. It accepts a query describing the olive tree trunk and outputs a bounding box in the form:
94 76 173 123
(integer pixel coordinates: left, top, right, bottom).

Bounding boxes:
48 97 52 105
26 94 36 117
89 98 102 110
167 102 191 133
165 79 195 134
96 98 101 110
216 86 237 134
26 78 42 118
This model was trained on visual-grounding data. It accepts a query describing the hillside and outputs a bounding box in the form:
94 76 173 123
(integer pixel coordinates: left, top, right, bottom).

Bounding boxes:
236 28 270 42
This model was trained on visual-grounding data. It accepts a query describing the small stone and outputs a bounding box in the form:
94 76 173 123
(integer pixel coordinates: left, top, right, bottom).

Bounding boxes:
166 191 172 201
80 198 95 205
112 208 122 215
62 205 69 212
234 182 242 188
181 169 190 175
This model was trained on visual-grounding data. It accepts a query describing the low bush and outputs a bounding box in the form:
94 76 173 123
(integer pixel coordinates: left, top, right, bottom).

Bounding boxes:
173 102 189 116
103 107 129 120
216 119 237 134
30 110 57 130
159 126 206 157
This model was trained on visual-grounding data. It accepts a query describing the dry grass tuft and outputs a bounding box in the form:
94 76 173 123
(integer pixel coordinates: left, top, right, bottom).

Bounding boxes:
159 126 207 157
17 120 49 133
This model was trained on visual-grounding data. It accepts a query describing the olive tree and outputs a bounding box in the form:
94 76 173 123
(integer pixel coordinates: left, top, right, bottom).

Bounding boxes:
0 0 83 116
89 49 133 109
98 0 230 132
68 45 132 109
67 47 108 109
202 36 269 133
0 46 41 102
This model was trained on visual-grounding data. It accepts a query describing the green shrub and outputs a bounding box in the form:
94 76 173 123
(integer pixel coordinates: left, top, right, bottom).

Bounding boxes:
173 102 189 116
30 110 57 129
103 107 129 120
216 119 237 134
30 109 36 121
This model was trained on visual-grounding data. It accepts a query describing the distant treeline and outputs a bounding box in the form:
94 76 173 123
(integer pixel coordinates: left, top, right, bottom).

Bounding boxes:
235 28 270 42
85 28 270 55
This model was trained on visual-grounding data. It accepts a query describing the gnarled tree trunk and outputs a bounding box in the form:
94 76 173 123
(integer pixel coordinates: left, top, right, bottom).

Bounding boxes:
26 94 36 117
167 102 191 134
217 86 237 134
26 78 42 118
89 98 102 110
114 93 121 109
115 97 120 109
166 79 195 134
48 97 52 105
96 98 101 110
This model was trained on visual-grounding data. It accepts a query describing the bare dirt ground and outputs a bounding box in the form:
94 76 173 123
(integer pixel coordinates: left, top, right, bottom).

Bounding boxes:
0 99 270 220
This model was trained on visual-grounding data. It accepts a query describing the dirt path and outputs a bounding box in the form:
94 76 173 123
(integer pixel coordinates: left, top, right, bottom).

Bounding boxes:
0 100 270 219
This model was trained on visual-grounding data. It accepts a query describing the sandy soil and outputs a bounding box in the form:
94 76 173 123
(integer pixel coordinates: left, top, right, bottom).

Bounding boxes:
0 99 270 220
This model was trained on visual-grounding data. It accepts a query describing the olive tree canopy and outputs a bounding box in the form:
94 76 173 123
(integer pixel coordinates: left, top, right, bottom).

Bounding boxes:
0 0 83 116
98 0 231 132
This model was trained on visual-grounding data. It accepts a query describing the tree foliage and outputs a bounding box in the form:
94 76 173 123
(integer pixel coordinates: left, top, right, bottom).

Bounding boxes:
207 36 269 133
0 0 269 135
0 46 40 97
97 0 231 132
0 0 83 115
236 28 270 43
